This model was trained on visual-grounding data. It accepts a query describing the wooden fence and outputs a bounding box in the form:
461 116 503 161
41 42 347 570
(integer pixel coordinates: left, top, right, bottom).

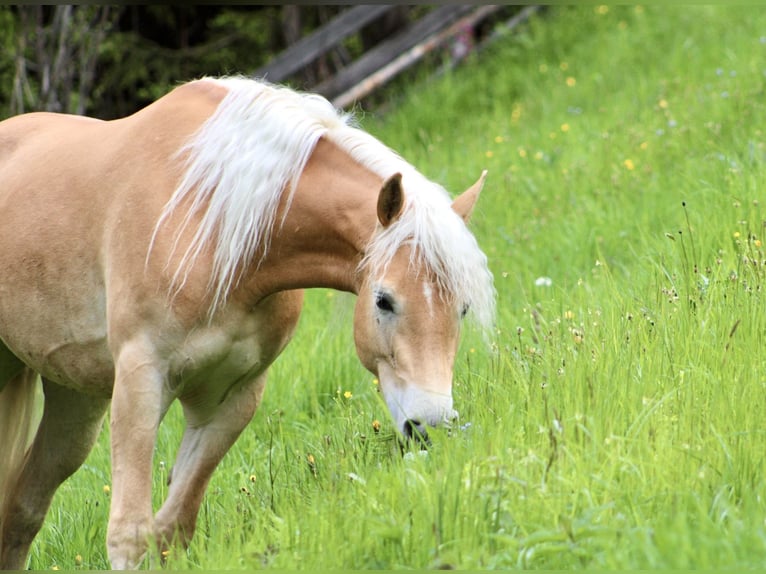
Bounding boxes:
254 5 540 109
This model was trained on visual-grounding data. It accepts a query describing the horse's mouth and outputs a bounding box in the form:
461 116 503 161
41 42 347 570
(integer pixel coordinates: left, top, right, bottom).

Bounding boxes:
402 418 431 448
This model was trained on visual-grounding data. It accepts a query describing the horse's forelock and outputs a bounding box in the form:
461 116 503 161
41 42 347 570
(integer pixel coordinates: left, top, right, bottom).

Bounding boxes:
357 172 496 334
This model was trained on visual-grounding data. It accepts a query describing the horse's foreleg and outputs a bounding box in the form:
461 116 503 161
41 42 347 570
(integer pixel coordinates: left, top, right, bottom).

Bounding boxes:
106 343 167 570
0 379 108 570
153 374 266 553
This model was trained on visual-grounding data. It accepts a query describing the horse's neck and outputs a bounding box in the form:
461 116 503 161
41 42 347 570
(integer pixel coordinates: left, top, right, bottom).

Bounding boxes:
244 138 382 299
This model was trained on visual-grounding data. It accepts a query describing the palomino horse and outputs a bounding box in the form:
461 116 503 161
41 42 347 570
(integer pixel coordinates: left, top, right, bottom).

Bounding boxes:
0 76 494 569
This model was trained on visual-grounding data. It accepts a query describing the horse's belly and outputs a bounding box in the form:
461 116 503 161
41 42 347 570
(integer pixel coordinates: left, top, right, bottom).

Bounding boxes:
1 321 114 397
38 337 114 395
0 274 114 397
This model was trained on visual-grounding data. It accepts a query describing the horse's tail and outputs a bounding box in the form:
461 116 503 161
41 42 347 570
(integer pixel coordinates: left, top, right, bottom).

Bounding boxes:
0 369 40 550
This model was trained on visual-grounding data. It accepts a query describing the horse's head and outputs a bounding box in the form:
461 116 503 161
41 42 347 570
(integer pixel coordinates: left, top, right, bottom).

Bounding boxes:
353 171 490 442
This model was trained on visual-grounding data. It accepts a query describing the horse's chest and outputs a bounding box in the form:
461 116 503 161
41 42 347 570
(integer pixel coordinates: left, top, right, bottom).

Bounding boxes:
166 293 302 414
172 328 268 393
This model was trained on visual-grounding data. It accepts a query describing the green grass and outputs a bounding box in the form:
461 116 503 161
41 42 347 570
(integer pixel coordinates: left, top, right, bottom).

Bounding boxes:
27 5 766 570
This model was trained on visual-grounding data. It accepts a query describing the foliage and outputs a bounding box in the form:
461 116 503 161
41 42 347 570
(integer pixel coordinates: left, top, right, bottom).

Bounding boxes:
23 5 766 570
0 6 514 120
95 6 280 118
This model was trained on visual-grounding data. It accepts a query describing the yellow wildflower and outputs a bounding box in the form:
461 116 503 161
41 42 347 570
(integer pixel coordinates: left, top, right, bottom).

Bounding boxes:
511 103 523 122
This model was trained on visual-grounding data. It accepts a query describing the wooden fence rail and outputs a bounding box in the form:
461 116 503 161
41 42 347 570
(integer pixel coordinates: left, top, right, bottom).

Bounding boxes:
253 5 394 85
254 5 539 109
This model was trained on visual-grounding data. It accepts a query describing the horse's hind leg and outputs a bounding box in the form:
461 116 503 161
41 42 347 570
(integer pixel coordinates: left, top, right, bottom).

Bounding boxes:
153 373 266 553
0 378 109 569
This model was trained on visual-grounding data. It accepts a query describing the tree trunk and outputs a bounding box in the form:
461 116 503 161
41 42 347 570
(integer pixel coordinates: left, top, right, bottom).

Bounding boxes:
10 6 117 116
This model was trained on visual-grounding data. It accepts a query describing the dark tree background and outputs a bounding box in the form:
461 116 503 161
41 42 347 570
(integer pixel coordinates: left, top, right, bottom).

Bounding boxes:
0 5 424 120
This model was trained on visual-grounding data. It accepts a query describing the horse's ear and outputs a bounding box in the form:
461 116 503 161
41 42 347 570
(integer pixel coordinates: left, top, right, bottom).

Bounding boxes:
377 172 405 227
452 170 487 223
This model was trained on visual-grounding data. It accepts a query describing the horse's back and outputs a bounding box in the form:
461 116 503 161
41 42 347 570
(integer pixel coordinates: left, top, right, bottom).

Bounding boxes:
0 79 226 204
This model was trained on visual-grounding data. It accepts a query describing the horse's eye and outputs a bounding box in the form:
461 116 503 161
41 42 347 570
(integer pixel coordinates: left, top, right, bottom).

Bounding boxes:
460 304 470 319
375 292 395 313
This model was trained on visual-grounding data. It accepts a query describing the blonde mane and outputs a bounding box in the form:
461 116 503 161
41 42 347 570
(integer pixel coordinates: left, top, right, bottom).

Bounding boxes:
154 76 495 330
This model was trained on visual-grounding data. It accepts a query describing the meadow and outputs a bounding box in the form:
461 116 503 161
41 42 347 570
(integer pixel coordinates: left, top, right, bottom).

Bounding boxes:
27 5 766 570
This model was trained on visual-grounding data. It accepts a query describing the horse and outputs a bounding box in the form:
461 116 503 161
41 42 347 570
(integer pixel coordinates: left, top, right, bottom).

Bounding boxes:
0 76 495 569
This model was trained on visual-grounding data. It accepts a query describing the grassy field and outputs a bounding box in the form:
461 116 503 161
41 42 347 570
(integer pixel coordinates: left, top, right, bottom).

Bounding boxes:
27 5 766 570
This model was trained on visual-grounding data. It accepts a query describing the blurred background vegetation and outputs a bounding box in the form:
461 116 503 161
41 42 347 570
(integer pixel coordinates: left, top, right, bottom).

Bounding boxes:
0 5 505 120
